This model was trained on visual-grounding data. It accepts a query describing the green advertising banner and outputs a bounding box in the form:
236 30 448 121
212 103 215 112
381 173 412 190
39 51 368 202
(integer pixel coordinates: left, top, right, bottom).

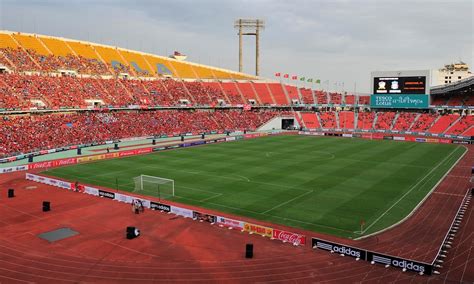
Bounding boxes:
370 94 429 109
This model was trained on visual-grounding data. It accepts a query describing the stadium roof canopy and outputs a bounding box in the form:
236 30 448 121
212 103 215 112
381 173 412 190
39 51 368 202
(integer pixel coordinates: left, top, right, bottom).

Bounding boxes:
431 76 473 95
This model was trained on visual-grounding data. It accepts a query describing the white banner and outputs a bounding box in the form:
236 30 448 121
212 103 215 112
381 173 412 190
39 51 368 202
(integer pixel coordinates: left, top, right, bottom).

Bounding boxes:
84 186 99 196
216 216 245 229
1 165 28 174
171 206 193 218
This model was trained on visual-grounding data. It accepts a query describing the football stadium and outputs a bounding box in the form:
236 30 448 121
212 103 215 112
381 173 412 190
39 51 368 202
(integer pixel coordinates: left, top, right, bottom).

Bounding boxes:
0 1 473 283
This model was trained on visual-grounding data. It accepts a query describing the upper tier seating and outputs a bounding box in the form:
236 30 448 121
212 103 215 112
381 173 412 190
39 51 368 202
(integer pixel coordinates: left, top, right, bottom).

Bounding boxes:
299 88 314 104
236 82 260 104
329 93 341 105
220 82 246 104
284 84 299 103
267 83 288 105
358 96 370 105
252 82 274 105
315 91 328 104
345 95 355 105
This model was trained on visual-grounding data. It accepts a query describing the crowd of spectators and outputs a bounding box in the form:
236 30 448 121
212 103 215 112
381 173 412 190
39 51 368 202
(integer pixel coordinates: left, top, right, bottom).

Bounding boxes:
1 74 260 109
1 47 111 75
0 109 282 157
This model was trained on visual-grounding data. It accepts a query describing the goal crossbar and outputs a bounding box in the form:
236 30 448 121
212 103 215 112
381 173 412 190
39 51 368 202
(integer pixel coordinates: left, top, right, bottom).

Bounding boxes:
133 175 175 199
139 174 174 184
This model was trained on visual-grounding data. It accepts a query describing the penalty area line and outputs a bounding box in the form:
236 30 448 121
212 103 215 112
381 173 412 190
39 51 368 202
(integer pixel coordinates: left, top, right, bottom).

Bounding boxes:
199 193 223 202
261 190 314 214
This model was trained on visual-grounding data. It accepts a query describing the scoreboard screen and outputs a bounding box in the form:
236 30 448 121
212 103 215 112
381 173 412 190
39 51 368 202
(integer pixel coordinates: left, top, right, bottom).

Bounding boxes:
373 76 426 95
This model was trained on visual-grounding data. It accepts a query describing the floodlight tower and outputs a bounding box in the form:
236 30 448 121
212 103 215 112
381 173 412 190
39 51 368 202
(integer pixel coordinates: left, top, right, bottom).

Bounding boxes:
234 19 265 76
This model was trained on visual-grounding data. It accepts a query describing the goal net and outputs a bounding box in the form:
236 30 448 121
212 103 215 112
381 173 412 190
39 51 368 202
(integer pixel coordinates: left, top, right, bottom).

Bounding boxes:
133 175 175 199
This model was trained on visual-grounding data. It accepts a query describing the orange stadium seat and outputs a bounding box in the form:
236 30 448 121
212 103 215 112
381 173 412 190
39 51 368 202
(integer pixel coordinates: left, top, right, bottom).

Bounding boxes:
11 33 50 55
392 112 418 131
267 83 289 105
252 82 275 104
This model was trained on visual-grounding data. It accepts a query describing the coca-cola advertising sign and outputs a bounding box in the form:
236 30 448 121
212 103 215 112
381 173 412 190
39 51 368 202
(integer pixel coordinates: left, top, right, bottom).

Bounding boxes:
28 161 53 170
272 229 306 245
28 158 78 170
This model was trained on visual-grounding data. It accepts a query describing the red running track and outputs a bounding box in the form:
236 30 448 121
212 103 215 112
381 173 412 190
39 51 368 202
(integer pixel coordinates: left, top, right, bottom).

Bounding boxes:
0 146 472 283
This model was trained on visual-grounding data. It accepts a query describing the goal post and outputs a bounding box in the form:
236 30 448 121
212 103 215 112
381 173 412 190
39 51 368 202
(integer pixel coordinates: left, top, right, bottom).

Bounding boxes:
133 175 175 199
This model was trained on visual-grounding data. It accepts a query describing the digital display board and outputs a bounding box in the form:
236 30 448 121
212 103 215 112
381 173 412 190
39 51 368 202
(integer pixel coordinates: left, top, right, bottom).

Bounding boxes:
373 76 426 95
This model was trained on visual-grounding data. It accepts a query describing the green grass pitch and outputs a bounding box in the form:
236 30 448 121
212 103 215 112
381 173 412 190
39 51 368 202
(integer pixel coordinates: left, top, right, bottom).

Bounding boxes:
43 135 466 238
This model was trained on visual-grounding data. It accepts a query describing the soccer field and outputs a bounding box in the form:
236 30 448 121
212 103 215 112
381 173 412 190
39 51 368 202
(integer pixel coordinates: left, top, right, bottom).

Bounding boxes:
43 135 466 238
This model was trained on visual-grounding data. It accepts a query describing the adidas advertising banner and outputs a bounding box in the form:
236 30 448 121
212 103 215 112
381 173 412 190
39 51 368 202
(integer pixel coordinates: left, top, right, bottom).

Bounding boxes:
98 189 115 199
311 238 366 260
150 201 171 212
367 252 432 275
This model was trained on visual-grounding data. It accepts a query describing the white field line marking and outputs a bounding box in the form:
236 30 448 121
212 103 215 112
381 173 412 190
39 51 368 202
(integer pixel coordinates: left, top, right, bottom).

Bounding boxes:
199 193 223 202
49 173 351 234
53 171 351 232
357 145 464 238
261 190 314 214
173 194 352 233
140 164 308 193
232 174 250 182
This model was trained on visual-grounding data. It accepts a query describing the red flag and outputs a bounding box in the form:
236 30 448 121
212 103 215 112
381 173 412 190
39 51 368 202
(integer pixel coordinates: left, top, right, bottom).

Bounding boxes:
275 72 281 77
283 74 289 78
292 75 297 80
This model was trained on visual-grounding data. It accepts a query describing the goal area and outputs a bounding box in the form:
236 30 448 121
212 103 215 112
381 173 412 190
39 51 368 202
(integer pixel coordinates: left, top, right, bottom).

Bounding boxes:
133 175 175 199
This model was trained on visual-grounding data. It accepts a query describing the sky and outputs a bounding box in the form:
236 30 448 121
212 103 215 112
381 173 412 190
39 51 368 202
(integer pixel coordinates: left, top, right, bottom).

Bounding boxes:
0 0 472 93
